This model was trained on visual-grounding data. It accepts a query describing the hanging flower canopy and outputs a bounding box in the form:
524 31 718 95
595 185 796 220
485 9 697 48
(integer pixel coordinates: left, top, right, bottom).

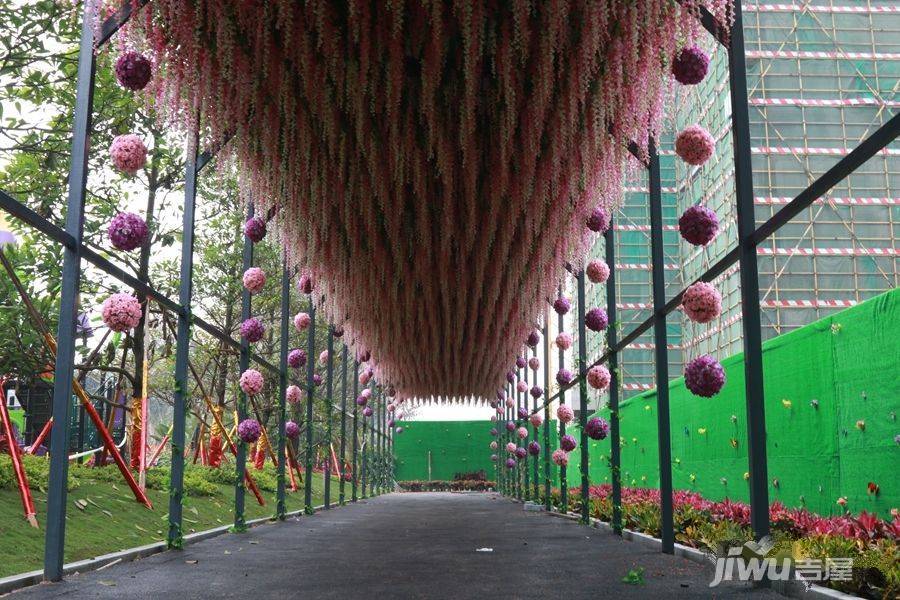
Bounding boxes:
110 0 729 400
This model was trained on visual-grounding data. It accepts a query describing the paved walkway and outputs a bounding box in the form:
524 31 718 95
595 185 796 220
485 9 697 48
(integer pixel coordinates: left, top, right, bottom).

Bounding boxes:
14 493 780 599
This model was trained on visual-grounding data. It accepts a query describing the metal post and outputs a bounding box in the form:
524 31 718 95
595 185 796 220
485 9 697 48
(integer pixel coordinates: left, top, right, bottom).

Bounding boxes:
339 345 348 504
542 316 551 510
557 288 568 513
523 347 529 501
649 140 675 553
605 224 623 534
532 344 539 500
303 301 316 514
324 328 334 508
351 360 359 502
276 258 289 519
234 203 254 531
368 386 375 498
516 365 522 501
728 1 770 542
575 270 590 524
167 123 199 548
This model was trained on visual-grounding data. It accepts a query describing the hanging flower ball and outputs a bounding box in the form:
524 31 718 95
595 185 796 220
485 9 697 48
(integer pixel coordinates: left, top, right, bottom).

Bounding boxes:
242 267 266 294
528 357 540 371
553 296 571 315
517 406 529 420
240 317 265 343
672 45 710 85
359 368 373 385
505 397 515 409
506 458 516 469
586 417 610 440
363 406 374 417
109 134 147 175
396 427 404 434
530 386 543 399
285 420 301 440
675 125 715 166
529 413 543 427
107 212 148 252
286 385 302 404
491 454 498 462
555 332 573 351
587 365 611 391
679 205 719 246
237 419 262 444
684 355 726 398
490 441 498 450
514 356 526 370
556 369 574 386
506 442 517 453
490 428 498 437
490 414 498 422
682 281 722 324
293 312 311 331
516 426 528 440
505 421 516 432
514 447 527 461
585 308 609 332
586 206 611 233
528 441 541 456
356 348 371 363
101 293 142 332
526 331 540 348
114 50 152 91
496 390 505 402
312 374 323 386
552 449 569 466
288 348 307 369
557 405 574 424
243 216 267 243
240 369 264 396
506 371 516 384
386 401 395 412
515 381 527 393
356 395 368 406
297 271 315 295
319 350 330 365
560 434 577 452
586 260 610 284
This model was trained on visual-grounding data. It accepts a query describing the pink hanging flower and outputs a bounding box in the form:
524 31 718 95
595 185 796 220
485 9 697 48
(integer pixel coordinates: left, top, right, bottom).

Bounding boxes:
506 442 517 453
107 212 148 251
555 332 573 351
506 371 516 384
586 417 610 440
293 312 311 331
239 369 264 396
237 419 262 444
684 355 726 398
529 413 543 427
675 125 715 166
586 206 610 233
552 449 569 466
585 308 609 332
319 349 330 364
490 414 498 422
109 134 147 175
505 398 514 408
514 447 527 460
361 388 372 400
297 271 315 294
556 369 574 386
240 317 265 343
505 421 516 432
557 405 574 424
505 458 516 469
286 385 302 404
312 374 323 386
553 296 571 315
243 217 267 243
588 365 611 391
682 281 722 323
242 267 266 294
101 293 142 332
363 406 374 417
114 50 152 91
672 46 710 85
359 367 373 385
516 426 528 440
285 420 300 439
517 407 529 420
560 434 577 452
679 205 719 246
586 260 610 284
288 348 307 368
490 441 498 450
528 357 540 371
516 381 528 393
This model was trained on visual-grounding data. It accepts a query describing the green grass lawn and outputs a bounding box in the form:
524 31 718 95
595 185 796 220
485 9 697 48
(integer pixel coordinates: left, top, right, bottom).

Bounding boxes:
0 467 347 578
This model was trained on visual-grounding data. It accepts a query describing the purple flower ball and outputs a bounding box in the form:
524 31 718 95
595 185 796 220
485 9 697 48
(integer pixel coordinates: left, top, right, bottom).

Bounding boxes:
388 419 395 427
515 356 527 369
237 419 262 444
288 348 307 369
526 330 540 348
586 206 610 233
284 420 300 440
490 428 498 436
312 373 323 387
108 212 149 251
514 447 527 460
491 454 499 462
506 458 516 469
363 406 374 417
672 45 710 85
528 441 541 456
114 50 152 91
553 296 571 315
240 317 265 343
585 417 610 440
560 434 577 452
685 355 726 397
506 371 515 384
505 420 516 432
679 205 719 246
243 216 267 243
585 308 609 332
517 406 529 420
356 395 368 406
556 369 574 386
530 386 543 399
496 390 505 401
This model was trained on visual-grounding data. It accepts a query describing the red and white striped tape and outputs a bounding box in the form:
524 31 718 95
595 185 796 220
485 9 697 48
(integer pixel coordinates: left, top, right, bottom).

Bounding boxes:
621 383 654 391
757 196 898 206
749 97 900 108
614 299 859 312
757 247 897 256
752 146 900 156
747 50 900 61
744 3 900 14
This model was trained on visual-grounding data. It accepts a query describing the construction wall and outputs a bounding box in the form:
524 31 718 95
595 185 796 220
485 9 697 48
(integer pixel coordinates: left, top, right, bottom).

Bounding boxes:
394 420 497 481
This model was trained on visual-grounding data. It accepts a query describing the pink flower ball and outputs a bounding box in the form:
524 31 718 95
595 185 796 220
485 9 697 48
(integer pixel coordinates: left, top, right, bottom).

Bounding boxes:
528 357 540 371
361 388 372 400
506 442 517 453
675 125 715 166
285 420 300 439
490 415 498 422
586 206 611 233
684 355 726 398
297 271 315 295
516 381 528 393
359 367 373 385
516 426 528 440
587 365 611 391
101 293 142 332
237 419 262 444
114 50 152 91
363 406 374 418
239 369 264 396
319 349 330 365
293 312 311 331
526 330 540 348
242 267 266 294
682 281 722 324
490 441 498 450
240 317 265 343
586 260 610 284
530 386 543 399
585 307 609 332
286 385 302 404
557 405 574 424
107 212 148 252
313 374 323 386
555 332 573 351
109 134 147 175
560 434 577 452
288 348 307 369
552 449 569 466
505 398 514 408
529 413 543 427
243 217 266 243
